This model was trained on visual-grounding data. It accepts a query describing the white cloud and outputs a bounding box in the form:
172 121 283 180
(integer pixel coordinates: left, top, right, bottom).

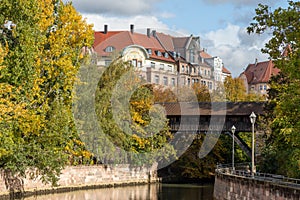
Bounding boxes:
82 14 170 32
69 0 163 16
201 24 270 77
204 24 240 47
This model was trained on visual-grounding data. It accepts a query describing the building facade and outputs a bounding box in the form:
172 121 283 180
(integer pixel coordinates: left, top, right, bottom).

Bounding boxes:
239 59 280 95
93 24 231 89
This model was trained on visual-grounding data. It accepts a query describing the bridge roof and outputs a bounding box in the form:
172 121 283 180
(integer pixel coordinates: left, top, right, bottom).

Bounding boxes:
158 102 265 116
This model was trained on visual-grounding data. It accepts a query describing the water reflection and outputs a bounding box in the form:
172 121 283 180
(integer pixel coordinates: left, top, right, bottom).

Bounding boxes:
25 183 213 200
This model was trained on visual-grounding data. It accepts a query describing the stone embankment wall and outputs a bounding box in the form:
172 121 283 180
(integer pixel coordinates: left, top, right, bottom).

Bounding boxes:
214 172 300 200
0 165 159 197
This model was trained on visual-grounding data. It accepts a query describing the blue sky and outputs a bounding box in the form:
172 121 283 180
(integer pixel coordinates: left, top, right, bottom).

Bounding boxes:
69 0 290 77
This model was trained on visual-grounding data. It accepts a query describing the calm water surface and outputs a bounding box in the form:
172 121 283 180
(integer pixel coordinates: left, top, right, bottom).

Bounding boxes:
25 183 214 200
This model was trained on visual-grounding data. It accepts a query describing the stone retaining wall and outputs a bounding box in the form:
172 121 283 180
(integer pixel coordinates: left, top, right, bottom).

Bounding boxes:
214 172 300 200
0 164 159 198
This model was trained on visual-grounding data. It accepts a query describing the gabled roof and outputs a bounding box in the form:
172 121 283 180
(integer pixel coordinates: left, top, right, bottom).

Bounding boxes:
222 66 231 74
93 31 122 48
93 31 175 63
242 60 280 84
172 37 190 49
155 32 175 51
200 50 212 59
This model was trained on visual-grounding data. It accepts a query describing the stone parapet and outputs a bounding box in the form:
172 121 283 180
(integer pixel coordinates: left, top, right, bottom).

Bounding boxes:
214 172 300 200
0 164 159 198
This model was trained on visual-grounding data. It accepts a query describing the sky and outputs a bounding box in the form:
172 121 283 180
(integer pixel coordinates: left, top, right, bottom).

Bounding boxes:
68 0 289 77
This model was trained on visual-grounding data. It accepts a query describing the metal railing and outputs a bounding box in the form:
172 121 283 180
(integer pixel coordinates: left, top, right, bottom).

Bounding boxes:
216 163 300 189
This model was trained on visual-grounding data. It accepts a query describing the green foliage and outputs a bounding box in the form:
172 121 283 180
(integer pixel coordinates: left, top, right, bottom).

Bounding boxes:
162 133 250 179
0 0 94 188
223 76 265 102
248 1 300 178
94 60 176 166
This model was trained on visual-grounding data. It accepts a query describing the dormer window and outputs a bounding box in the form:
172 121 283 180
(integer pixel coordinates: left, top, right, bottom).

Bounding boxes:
164 52 169 58
105 46 115 52
147 49 152 55
156 51 162 56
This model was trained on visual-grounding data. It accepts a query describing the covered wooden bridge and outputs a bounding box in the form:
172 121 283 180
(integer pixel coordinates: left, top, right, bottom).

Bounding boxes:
159 102 266 158
160 102 265 133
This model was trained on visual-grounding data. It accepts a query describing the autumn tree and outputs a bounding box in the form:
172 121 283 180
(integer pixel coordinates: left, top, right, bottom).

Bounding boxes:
94 60 176 167
223 76 247 102
247 0 300 177
0 0 94 191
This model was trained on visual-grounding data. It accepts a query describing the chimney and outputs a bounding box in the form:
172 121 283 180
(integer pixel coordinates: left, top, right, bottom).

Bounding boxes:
147 28 151 37
104 24 108 34
130 24 134 34
152 30 156 38
255 58 258 66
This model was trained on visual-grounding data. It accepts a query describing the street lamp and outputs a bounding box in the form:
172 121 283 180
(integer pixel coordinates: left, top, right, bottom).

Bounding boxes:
231 125 236 171
249 112 256 176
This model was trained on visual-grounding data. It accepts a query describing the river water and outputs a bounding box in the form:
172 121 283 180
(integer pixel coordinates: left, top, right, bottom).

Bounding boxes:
24 183 214 200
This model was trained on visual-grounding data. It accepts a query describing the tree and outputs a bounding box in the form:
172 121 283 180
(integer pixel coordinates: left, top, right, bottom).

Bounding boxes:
247 1 300 178
94 60 176 167
223 76 247 102
152 85 178 103
0 0 94 192
192 83 211 102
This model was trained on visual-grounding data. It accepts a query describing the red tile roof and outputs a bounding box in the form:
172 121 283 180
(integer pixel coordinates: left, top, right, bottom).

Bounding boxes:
94 31 175 63
222 66 231 74
200 50 212 59
93 31 122 48
156 32 175 51
243 60 280 84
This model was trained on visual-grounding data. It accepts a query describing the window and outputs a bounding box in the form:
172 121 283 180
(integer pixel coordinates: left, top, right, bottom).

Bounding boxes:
105 46 115 52
147 49 152 55
168 65 172 72
259 85 263 90
171 78 176 86
163 77 168 85
156 51 162 56
105 60 112 66
186 66 189 73
181 65 185 72
155 75 159 84
204 70 207 76
264 85 267 90
159 64 164 70
208 70 210 76
131 59 137 67
164 52 169 58
151 62 155 68
208 82 213 90
189 49 195 63
187 78 190 86
137 61 142 68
